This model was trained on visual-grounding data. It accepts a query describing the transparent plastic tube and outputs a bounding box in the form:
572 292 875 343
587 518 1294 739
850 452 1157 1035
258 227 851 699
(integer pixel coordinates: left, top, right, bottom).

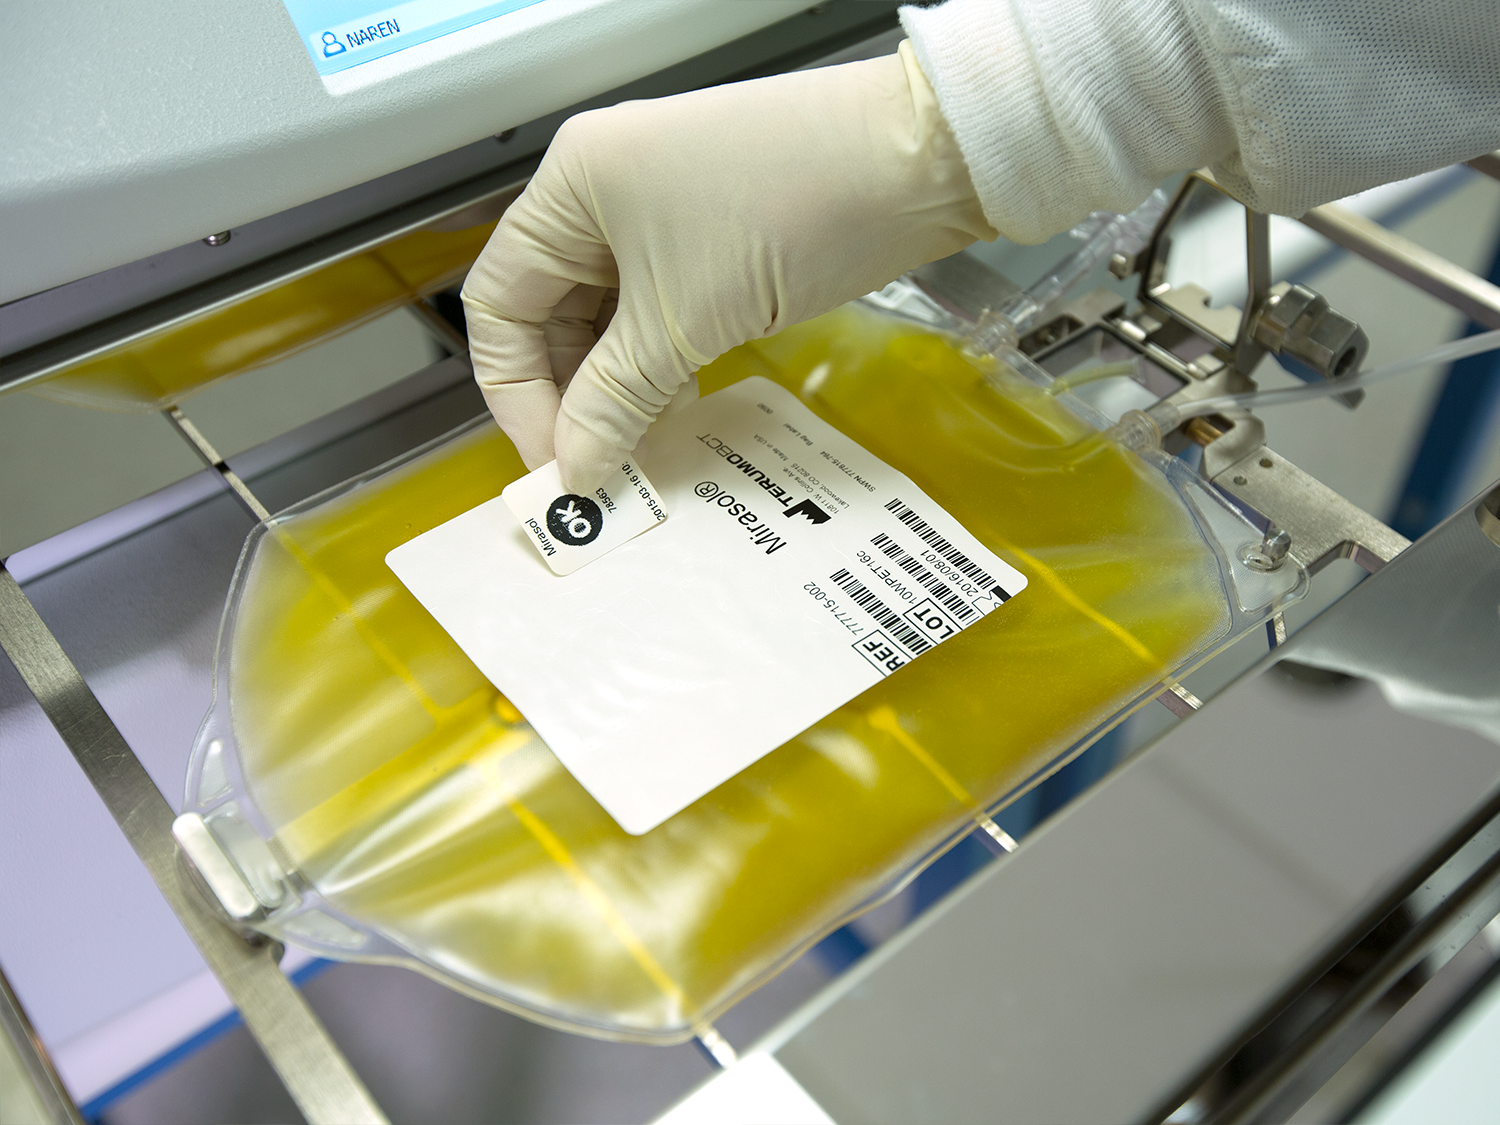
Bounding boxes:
1138 327 1500 437
966 189 1171 355
1045 360 1138 396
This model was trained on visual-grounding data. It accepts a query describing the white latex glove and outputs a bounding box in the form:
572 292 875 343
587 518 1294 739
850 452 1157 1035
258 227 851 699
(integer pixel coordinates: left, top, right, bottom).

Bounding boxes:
461 41 995 492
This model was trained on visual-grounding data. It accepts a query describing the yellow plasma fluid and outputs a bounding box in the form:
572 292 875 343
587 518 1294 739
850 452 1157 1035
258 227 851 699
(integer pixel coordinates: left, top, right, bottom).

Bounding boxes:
25 222 497 413
228 304 1228 1040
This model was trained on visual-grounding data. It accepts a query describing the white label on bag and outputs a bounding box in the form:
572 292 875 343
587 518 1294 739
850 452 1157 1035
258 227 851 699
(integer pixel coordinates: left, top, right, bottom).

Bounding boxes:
387 377 1027 835
502 459 667 576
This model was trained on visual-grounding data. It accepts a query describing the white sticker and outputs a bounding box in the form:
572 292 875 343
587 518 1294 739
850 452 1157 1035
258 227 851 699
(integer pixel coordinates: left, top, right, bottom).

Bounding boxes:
387 377 1027 835
502 459 667 576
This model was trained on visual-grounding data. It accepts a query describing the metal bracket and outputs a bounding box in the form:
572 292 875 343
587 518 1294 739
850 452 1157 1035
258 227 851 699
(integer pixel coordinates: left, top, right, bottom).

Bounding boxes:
1210 448 1410 575
1251 283 1368 404
694 1026 740 1070
1232 208 1272 377
1137 172 1370 396
173 813 272 925
1155 680 1204 719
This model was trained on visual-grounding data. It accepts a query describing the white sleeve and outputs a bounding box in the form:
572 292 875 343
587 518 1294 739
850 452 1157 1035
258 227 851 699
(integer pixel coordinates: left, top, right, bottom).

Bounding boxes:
901 0 1500 243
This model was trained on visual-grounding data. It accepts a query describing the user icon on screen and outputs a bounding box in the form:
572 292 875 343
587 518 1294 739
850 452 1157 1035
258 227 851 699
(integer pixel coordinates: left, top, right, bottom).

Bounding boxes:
321 31 346 57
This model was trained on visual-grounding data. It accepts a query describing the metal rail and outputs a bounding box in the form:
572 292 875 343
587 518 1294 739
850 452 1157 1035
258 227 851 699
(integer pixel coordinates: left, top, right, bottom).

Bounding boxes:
1298 202 1500 330
406 296 473 356
163 407 272 522
0 566 388 1125
1232 210 1272 375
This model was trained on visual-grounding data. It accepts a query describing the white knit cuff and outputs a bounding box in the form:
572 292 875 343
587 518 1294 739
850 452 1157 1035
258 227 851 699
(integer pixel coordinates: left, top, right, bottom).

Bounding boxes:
902 0 1236 243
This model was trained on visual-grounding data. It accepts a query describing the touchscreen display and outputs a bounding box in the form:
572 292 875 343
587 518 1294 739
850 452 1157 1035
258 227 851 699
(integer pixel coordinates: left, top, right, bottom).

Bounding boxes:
283 0 550 77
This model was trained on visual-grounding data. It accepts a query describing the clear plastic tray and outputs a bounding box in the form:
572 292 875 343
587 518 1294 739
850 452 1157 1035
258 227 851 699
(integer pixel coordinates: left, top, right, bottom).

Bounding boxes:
183 280 1305 1041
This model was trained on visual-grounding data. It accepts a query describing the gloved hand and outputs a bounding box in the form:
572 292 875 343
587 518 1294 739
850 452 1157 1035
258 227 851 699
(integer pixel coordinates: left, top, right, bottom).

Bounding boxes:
461 41 995 493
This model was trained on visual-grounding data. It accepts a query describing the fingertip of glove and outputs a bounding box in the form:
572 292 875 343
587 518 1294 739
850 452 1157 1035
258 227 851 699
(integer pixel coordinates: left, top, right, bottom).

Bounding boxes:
555 412 625 495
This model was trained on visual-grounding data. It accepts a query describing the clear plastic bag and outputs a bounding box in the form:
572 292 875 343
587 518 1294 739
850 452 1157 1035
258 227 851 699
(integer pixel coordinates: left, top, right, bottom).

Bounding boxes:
184 281 1305 1041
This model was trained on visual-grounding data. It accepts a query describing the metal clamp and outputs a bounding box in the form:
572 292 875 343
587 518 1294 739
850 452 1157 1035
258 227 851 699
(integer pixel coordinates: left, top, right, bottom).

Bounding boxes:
1138 173 1370 398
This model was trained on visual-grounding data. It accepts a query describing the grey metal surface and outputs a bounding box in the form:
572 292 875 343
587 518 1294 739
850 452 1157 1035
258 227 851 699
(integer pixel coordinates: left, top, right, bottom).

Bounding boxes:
1207 828 1500 1123
1144 795 1500 1123
1293 911 1500 1124
765 484 1500 1124
1291 485 1500 746
0 137 458 360
0 0 817 302
0 567 388 1125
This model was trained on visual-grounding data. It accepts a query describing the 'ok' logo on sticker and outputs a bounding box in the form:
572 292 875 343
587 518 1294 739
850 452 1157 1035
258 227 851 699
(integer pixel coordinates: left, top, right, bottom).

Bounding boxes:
547 494 604 546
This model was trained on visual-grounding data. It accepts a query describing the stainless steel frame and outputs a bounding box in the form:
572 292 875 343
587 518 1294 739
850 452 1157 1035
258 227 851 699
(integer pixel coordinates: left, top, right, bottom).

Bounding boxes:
752 164 1500 1123
0 565 388 1125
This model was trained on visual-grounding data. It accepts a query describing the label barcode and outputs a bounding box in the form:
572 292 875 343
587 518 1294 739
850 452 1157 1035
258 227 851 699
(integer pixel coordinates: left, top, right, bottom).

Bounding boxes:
884 498 1004 594
869 533 977 623
829 569 932 654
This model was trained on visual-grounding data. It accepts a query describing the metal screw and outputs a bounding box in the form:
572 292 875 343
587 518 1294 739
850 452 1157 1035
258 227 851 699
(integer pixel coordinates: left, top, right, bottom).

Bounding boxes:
1240 526 1292 572
202 231 231 246
494 128 517 143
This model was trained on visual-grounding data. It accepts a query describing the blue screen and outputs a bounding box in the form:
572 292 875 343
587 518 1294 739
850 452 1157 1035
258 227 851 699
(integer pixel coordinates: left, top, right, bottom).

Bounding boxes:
283 0 550 76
